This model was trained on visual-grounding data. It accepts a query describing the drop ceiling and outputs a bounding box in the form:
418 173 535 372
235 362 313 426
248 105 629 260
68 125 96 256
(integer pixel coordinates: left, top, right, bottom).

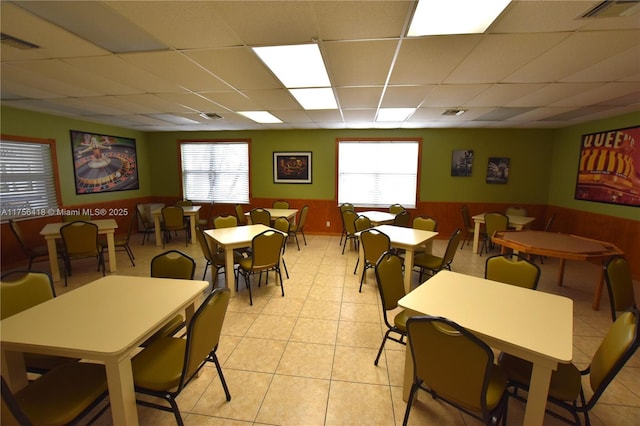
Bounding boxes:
1 0 639 131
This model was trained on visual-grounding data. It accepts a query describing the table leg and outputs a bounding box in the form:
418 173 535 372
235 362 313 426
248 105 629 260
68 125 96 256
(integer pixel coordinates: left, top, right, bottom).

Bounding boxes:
189 213 197 245
104 356 139 426
153 214 162 247
46 237 61 282
592 264 605 311
105 231 117 272
225 248 236 296
558 258 566 286
402 338 413 401
523 361 554 426
404 248 415 293
1 349 28 392
472 221 481 253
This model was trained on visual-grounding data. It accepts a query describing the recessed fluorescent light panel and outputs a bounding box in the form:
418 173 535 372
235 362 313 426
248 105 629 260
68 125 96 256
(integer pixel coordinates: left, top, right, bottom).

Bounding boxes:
253 44 331 88
408 0 512 36
289 88 338 110
377 108 416 122
239 111 282 124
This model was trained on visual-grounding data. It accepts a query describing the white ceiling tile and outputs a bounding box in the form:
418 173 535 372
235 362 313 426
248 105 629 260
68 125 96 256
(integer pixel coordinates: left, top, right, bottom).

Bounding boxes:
324 40 398 86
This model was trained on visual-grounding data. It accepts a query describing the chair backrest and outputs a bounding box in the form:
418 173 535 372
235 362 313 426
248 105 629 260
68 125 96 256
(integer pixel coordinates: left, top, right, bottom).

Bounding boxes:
389 204 404 214
505 206 527 217
461 205 473 230
273 217 290 234
544 213 556 232
273 200 289 209
235 204 248 225
61 214 92 222
354 215 372 232
484 212 509 237
195 224 216 264
250 208 271 226
8 219 30 257
441 228 463 268
390 209 408 227
60 221 100 257
123 210 137 241
342 210 358 235
406 315 504 421
1 271 55 320
181 288 230 388
361 229 391 266
587 309 639 407
150 250 196 280
604 256 637 321
250 230 285 270
339 203 354 213
161 205 185 229
375 251 406 314
213 215 238 229
297 205 309 229
175 199 193 206
413 216 437 232
485 254 541 290
136 203 154 230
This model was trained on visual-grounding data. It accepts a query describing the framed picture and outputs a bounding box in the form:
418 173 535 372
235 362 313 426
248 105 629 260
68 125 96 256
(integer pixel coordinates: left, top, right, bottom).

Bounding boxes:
273 151 312 184
70 130 139 194
451 149 474 176
486 157 510 184
574 125 640 207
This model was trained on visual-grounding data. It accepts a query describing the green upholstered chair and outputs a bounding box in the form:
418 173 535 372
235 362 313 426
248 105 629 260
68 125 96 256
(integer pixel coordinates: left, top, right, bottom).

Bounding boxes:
354 214 372 232
272 217 291 279
604 256 637 322
136 203 156 245
272 200 290 208
373 251 416 366
480 212 509 256
484 254 541 290
392 209 411 227
413 228 463 282
403 316 508 426
1 362 108 426
213 214 238 228
341 209 358 255
412 215 437 232
198 200 215 228
249 207 271 226
338 203 354 246
499 308 639 426
102 210 136 267
357 228 391 293
149 250 196 340
389 204 405 214
235 204 248 226
288 204 309 250
132 288 231 425
195 224 240 287
60 221 105 287
8 219 62 271
0 271 79 374
161 205 188 248
460 205 475 250
237 230 285 305
61 214 92 222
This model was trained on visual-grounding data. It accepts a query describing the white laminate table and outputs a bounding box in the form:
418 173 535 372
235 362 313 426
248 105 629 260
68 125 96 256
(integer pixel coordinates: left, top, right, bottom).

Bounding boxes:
471 213 535 254
356 210 396 226
245 208 298 225
0 275 208 426
152 205 201 246
398 271 573 425
40 219 118 282
205 224 284 295
356 225 438 293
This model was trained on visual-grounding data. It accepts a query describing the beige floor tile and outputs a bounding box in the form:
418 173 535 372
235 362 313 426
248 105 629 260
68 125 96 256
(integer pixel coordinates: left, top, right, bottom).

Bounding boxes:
336 320 383 348
224 337 287 373
255 375 330 425
331 346 389 385
276 341 335 379
326 381 395 426
290 317 339 345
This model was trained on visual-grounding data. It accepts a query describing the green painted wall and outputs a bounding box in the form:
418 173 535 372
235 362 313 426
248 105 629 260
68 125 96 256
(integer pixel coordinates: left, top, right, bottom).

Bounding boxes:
1 106 150 206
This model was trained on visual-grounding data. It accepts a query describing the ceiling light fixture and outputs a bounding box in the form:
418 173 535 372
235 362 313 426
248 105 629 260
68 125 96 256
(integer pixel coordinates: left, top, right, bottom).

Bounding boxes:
199 112 223 120
407 0 512 36
377 108 416 122
289 88 338 110
238 111 282 124
442 108 467 116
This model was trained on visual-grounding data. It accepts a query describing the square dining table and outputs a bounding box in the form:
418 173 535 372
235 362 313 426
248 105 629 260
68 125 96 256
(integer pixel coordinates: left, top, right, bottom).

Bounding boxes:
471 213 535 254
245 208 298 225
398 270 573 425
0 275 208 426
205 224 284 295
355 210 397 226
151 205 201 246
356 224 438 293
40 218 118 282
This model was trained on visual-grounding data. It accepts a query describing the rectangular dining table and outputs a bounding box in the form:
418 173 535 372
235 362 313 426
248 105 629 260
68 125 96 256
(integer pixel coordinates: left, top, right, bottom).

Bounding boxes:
0 275 208 426
245 208 298 225
40 218 118 282
205 224 285 296
398 271 573 425
356 224 438 293
151 205 201 246
356 210 397 226
471 213 535 254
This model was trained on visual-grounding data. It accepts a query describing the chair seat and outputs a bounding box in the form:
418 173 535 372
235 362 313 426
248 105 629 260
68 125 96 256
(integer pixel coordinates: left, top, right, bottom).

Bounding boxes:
413 253 443 269
133 337 186 391
499 352 581 401
14 362 107 425
394 309 421 331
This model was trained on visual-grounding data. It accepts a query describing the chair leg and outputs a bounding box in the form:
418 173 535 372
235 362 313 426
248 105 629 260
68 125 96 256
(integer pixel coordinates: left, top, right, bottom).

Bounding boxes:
374 332 389 365
301 230 307 245
243 273 253 306
402 383 420 426
203 262 209 281
125 244 135 266
209 352 231 401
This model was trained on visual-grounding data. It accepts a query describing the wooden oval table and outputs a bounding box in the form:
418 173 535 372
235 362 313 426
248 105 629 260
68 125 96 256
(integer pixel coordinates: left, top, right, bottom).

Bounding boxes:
492 230 623 310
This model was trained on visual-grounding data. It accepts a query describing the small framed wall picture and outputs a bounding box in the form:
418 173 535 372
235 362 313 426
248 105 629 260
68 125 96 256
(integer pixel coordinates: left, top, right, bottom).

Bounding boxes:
451 149 474 176
486 157 510 184
273 152 312 184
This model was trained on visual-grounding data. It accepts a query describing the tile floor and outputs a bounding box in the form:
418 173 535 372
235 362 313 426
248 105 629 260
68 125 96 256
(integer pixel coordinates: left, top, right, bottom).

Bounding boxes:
23 231 640 425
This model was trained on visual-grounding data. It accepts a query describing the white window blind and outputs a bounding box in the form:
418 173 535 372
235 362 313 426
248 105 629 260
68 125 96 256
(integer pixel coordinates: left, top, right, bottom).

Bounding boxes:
338 140 419 208
0 139 59 220
180 141 249 203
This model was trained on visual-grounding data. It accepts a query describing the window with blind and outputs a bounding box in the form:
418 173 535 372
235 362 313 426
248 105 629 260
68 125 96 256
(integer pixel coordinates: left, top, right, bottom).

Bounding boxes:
179 140 250 203
338 139 420 208
0 137 59 220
